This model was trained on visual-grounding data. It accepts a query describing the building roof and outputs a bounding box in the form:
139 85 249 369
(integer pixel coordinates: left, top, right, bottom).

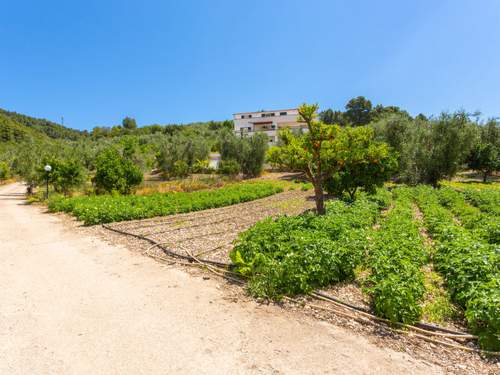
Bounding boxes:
233 108 298 116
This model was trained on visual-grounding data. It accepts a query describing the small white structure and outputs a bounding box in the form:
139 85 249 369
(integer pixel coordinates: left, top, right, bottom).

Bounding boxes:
208 152 221 169
233 108 307 144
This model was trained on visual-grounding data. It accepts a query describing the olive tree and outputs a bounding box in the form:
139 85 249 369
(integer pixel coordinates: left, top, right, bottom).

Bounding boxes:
39 158 86 195
468 143 499 182
219 131 268 177
156 134 210 178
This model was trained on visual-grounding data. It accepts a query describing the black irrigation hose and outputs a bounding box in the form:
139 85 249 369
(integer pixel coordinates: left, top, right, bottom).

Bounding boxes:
102 223 230 269
312 291 474 338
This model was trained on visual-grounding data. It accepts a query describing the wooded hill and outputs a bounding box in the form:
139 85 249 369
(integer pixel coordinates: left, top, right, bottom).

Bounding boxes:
0 109 84 142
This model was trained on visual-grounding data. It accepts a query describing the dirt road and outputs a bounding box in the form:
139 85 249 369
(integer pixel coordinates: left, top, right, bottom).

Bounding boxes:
0 183 441 374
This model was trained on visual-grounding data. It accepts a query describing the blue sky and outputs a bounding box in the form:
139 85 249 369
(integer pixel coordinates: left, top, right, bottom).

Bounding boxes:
1 0 499 130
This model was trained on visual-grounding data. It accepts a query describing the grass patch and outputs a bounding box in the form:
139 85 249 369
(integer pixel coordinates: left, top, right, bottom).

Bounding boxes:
421 267 459 324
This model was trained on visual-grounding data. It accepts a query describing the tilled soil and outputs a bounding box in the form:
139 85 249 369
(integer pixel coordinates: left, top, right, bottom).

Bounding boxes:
105 189 316 264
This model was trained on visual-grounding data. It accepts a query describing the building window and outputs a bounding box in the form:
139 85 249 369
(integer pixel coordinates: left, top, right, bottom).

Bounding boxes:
241 115 245 119
262 113 275 118
280 112 287 116
249 114 252 118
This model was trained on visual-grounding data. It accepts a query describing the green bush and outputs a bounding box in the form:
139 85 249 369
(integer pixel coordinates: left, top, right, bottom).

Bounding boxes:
218 159 240 176
39 158 85 195
48 181 283 225
93 147 143 194
323 126 398 199
156 134 210 177
172 160 189 178
0 162 10 181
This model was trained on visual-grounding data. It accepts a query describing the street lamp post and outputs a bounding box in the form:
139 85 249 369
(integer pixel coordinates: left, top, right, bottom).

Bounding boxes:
44 165 52 200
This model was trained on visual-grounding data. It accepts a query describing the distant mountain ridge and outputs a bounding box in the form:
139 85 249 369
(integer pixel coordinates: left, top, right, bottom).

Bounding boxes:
0 108 84 142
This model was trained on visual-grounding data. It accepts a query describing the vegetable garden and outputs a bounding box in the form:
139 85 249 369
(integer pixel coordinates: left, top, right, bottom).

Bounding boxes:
230 185 500 351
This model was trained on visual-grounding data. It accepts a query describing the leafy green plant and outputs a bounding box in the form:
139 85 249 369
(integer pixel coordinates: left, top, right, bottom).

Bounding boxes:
367 187 426 324
0 162 10 181
219 131 268 177
217 159 240 176
461 188 500 216
230 190 390 299
436 187 499 244
93 147 143 194
323 126 397 199
48 181 283 225
414 185 499 350
39 158 86 195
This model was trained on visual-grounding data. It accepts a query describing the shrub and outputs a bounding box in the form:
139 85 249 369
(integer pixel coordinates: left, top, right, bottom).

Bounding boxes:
266 146 285 170
38 158 86 195
156 134 210 177
0 162 10 181
218 159 240 176
93 147 143 194
172 160 189 178
191 159 211 174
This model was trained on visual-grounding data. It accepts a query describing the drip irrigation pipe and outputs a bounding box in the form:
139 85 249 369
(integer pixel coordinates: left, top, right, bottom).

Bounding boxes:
312 291 475 338
311 292 477 340
102 223 230 269
102 223 500 356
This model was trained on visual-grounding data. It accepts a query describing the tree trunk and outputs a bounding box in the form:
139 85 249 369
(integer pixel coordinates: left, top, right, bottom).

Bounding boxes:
483 171 488 183
313 181 326 215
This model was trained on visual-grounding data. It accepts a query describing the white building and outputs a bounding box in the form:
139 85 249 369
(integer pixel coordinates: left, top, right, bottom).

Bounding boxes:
233 108 307 144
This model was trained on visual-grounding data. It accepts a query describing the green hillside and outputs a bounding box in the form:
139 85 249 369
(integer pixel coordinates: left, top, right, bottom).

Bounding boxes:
0 109 84 141
0 112 49 142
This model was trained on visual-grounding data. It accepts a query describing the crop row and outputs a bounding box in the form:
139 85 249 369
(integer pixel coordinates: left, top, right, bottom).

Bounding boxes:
367 187 427 324
48 181 284 225
461 188 500 216
436 187 499 244
230 189 392 299
414 186 499 351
